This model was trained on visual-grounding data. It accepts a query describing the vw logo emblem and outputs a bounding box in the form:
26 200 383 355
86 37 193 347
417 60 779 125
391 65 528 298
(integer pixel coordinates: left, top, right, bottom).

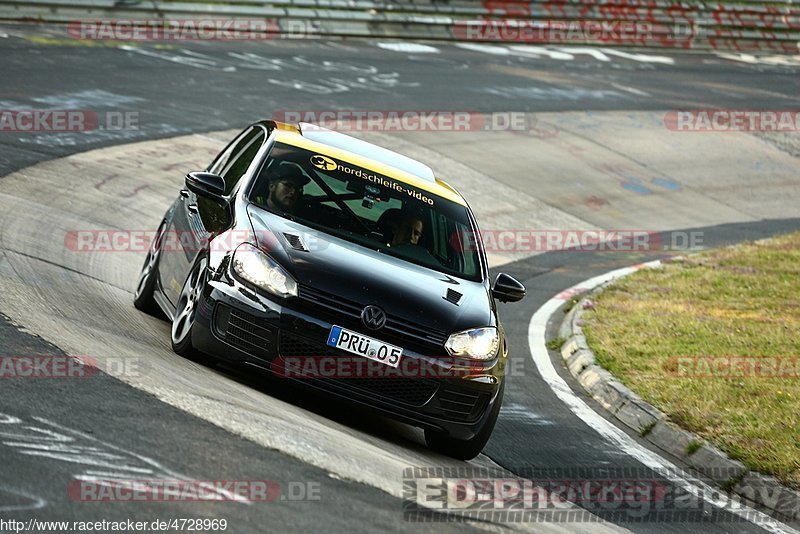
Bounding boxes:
361 305 386 330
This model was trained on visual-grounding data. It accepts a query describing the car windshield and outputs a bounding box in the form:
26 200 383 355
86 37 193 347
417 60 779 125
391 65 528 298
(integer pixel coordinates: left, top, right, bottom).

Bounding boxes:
248 142 482 281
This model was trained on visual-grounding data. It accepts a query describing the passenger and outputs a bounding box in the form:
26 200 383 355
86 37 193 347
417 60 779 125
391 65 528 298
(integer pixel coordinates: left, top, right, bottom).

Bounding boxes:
389 211 440 266
391 213 424 246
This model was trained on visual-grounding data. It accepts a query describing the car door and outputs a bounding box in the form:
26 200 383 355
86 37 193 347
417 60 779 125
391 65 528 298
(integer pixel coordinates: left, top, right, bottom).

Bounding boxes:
159 125 268 307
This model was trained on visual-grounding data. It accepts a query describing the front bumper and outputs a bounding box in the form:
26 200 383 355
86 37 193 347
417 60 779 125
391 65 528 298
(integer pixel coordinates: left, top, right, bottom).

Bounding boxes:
190 275 505 440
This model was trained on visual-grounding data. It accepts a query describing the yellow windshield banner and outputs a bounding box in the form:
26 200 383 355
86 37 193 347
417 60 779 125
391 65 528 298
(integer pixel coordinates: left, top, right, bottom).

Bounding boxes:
276 130 466 206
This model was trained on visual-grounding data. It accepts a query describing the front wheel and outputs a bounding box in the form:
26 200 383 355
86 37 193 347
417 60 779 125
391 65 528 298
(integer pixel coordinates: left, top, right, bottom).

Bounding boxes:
424 384 504 460
133 220 166 316
171 255 208 357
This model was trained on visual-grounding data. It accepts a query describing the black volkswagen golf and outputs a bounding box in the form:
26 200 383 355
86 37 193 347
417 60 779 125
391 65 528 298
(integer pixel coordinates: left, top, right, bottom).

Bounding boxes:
134 120 526 459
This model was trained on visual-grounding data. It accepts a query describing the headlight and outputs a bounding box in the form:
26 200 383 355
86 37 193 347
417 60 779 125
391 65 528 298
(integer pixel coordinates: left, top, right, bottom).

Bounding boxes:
232 243 297 298
445 327 499 360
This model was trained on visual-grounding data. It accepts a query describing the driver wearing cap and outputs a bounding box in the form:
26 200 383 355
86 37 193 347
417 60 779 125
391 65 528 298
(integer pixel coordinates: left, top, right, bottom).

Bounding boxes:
261 164 310 214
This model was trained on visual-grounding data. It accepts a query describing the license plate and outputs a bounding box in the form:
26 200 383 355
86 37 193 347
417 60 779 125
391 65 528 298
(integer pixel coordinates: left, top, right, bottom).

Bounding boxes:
326 325 402 368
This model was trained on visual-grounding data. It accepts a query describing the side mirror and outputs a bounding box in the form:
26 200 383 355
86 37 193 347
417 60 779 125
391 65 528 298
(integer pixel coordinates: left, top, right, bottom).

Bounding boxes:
492 273 526 303
186 171 226 203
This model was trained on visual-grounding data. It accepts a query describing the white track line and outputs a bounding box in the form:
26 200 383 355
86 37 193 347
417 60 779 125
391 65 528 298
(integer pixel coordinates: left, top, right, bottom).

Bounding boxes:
528 261 798 534
376 42 440 53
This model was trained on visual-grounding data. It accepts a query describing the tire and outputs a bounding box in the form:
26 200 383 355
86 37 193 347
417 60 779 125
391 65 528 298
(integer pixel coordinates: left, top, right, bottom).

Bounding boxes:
424 384 504 460
133 220 166 316
170 255 209 357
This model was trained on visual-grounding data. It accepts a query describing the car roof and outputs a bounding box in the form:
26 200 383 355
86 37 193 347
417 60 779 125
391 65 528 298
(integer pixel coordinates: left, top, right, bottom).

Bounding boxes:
299 122 436 182
265 121 466 206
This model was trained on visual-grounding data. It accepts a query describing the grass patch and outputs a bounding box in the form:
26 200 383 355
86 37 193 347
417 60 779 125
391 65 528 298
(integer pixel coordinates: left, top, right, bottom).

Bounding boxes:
720 471 747 493
640 420 657 437
582 232 800 489
546 336 566 351
685 440 703 455
562 296 581 314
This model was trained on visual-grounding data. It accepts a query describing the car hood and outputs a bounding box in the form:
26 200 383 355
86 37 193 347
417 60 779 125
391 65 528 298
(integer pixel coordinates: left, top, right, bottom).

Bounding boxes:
246 205 492 335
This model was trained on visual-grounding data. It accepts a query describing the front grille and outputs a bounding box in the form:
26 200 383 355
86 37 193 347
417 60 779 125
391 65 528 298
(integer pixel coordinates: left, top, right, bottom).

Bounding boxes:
437 388 489 422
299 285 363 319
214 304 274 357
279 333 339 359
384 315 447 346
298 285 448 346
278 333 439 407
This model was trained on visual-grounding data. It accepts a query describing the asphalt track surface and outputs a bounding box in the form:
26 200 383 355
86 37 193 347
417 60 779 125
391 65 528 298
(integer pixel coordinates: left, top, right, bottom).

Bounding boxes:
1 24 800 533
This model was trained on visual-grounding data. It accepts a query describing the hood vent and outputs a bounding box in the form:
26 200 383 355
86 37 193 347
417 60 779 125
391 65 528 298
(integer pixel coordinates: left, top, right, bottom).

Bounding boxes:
444 288 462 305
282 233 308 252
